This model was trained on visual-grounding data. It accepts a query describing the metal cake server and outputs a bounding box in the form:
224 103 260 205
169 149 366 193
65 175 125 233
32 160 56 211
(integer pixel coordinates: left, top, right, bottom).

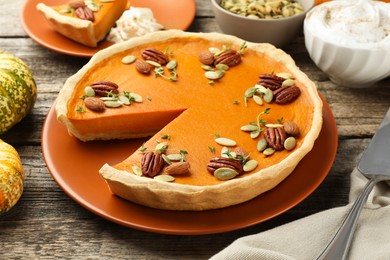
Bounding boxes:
317 107 390 260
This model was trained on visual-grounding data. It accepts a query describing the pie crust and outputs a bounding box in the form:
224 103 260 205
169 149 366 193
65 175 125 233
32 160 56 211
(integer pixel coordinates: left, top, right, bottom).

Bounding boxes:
55 30 323 211
36 1 127 47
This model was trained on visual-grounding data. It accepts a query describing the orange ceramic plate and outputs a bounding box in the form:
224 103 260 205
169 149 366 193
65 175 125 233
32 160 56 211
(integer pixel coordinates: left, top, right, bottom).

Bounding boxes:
20 0 196 57
41 96 337 235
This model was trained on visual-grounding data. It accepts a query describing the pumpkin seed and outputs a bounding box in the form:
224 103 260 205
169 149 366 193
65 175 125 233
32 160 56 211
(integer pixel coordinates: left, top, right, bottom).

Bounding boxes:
86 1 99 11
284 136 297 150
205 70 224 80
221 147 236 158
263 147 275 156
243 159 258 172
121 55 136 64
263 88 273 103
220 0 304 19
221 146 229 157
59 8 71 13
130 93 143 102
154 175 175 182
100 97 118 101
162 154 172 165
265 123 283 128
254 84 267 94
216 69 225 76
166 60 177 70
215 137 237 147
214 49 227 57
256 138 267 152
84 86 95 97
201 65 214 71
282 79 295 87
166 153 183 161
214 167 239 180
244 87 256 98
253 95 263 105
216 63 229 71
155 142 168 152
145 60 161 67
104 100 122 108
240 125 259 132
132 165 143 176
208 47 220 54
250 130 260 139
118 95 131 105
276 72 293 79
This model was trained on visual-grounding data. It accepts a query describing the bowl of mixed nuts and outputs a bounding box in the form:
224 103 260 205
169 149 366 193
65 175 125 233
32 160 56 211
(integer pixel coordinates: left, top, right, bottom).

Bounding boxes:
211 0 315 47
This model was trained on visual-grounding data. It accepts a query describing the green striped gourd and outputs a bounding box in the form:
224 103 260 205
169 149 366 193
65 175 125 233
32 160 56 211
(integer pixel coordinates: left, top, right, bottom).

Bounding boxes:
0 51 37 134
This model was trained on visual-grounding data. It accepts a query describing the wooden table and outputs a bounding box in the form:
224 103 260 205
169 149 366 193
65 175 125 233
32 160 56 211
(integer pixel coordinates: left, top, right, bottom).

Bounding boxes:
1 1 390 258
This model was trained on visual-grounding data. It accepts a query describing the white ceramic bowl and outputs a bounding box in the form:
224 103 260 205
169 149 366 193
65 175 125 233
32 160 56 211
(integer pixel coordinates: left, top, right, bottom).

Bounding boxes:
304 2 390 88
211 0 315 48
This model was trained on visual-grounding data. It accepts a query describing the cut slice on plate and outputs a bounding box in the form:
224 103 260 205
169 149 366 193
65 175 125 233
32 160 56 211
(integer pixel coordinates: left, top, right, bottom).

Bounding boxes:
37 0 127 47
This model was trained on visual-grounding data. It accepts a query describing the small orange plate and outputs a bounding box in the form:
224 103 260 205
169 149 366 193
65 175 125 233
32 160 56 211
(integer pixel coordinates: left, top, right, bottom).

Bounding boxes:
41 97 338 235
20 0 196 57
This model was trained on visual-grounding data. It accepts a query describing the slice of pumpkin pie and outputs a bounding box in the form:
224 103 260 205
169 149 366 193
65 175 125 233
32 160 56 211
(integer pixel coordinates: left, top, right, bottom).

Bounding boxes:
37 0 127 47
55 30 323 210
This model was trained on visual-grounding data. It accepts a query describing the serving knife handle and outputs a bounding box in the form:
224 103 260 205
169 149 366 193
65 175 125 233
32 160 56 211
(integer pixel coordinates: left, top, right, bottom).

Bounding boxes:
316 179 377 260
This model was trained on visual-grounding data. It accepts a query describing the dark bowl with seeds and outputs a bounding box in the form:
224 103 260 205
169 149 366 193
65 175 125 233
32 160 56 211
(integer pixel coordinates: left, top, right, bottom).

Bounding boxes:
211 0 315 48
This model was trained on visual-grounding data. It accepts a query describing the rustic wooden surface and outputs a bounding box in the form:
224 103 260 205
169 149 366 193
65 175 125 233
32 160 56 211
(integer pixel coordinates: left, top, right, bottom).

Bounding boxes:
1 0 390 259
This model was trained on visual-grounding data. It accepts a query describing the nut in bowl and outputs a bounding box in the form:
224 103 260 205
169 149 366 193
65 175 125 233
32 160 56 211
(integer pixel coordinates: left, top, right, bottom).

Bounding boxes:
304 0 390 88
211 0 315 47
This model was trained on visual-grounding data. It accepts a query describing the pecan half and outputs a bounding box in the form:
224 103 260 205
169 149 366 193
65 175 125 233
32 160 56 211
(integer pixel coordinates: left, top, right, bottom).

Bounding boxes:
90 81 119 97
198 51 215 65
207 157 243 175
264 127 287 151
273 85 301 104
135 60 152 74
257 74 284 91
214 50 241 67
141 48 169 65
68 0 85 9
75 6 95 22
141 152 166 177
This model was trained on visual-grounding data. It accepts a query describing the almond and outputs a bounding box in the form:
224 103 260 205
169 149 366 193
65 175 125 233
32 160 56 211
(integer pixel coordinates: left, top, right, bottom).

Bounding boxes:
84 97 105 112
135 60 152 74
283 120 300 137
233 147 249 158
198 51 215 65
164 162 190 175
68 0 85 9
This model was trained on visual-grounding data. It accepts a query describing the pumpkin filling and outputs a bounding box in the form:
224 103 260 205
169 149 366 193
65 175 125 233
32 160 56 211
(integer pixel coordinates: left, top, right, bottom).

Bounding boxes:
65 37 315 185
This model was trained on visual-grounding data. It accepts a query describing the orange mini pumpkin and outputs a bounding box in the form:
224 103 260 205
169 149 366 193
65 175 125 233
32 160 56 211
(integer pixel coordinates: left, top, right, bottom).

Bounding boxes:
0 139 24 214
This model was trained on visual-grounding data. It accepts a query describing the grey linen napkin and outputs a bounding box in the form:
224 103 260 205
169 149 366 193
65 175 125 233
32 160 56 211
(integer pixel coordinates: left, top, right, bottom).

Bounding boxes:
210 168 390 260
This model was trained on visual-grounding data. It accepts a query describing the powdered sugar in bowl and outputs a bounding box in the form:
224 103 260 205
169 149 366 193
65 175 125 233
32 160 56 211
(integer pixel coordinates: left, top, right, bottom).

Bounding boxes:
304 0 390 87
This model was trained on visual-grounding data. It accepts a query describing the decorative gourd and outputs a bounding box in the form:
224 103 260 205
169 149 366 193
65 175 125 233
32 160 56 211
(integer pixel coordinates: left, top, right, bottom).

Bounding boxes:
0 139 24 214
0 51 37 134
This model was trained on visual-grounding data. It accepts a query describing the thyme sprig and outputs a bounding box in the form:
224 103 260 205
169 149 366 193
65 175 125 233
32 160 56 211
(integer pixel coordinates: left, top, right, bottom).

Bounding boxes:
222 148 251 165
154 67 178 81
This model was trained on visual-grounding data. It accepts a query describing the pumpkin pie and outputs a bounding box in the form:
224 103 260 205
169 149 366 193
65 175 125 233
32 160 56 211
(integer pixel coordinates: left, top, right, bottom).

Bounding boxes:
55 30 323 210
36 0 127 47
